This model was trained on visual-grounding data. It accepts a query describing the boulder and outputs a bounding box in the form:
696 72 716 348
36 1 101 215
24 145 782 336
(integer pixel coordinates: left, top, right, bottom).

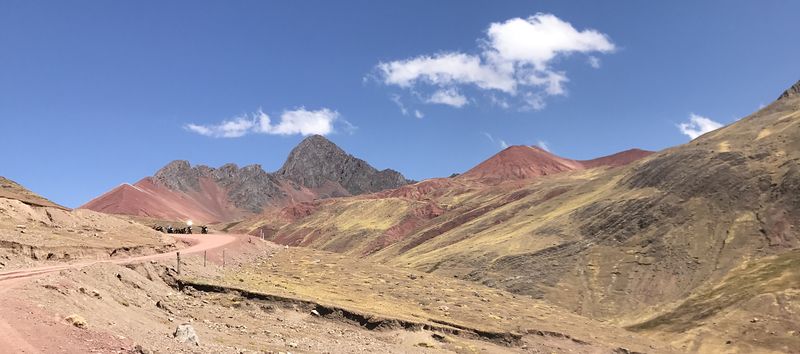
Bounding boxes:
174 323 200 346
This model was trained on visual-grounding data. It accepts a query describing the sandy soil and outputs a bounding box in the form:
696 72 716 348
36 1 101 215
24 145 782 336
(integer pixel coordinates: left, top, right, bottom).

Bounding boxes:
0 233 237 353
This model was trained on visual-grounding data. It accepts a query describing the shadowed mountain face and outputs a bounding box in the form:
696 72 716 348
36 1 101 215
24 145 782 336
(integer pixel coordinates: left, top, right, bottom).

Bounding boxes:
81 135 411 223
153 161 286 212
234 82 800 352
276 135 411 196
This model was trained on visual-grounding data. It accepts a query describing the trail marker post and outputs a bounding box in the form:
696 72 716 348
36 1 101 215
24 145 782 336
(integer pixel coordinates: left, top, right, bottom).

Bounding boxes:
176 251 181 276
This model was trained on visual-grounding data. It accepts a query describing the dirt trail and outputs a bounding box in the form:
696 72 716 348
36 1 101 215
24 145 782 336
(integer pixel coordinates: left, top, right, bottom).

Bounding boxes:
0 233 239 353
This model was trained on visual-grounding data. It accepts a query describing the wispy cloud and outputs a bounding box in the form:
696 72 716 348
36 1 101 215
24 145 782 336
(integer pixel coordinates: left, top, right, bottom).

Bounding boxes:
536 140 551 152
677 113 723 140
483 132 513 149
390 94 409 115
587 56 601 69
185 107 346 138
186 118 255 138
390 94 426 119
374 13 615 110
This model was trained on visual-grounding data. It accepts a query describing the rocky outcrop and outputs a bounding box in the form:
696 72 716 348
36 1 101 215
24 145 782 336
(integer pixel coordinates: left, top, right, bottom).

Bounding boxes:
174 323 199 346
778 79 800 100
276 135 410 195
153 160 201 192
151 162 285 213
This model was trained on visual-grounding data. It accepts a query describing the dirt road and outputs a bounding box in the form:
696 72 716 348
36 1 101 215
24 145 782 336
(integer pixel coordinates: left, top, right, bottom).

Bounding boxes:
0 233 239 353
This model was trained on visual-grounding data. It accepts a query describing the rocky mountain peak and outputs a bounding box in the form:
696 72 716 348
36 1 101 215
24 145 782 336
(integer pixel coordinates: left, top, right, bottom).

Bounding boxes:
153 160 201 192
277 135 410 195
779 79 800 100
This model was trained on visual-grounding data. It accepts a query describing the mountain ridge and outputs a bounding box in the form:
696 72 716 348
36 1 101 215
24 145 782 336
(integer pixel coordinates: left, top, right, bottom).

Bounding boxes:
81 135 411 222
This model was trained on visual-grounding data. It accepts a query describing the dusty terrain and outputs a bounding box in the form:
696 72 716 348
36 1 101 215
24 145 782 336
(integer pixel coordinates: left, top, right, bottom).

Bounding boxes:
1 233 674 353
0 180 175 272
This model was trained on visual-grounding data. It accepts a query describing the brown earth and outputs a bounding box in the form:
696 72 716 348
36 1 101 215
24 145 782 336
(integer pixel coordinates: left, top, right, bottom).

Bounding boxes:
1 233 675 353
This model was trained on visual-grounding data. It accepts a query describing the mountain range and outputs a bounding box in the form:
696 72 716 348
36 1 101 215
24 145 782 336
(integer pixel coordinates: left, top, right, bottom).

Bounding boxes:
221 80 800 352
80 135 412 223
73 79 800 352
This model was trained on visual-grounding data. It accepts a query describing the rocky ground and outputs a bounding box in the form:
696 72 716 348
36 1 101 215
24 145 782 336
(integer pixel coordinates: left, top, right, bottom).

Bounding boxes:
0 196 174 272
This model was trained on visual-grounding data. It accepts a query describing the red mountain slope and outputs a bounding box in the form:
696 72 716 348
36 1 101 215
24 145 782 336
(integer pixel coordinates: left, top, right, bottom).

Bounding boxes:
459 146 652 184
80 177 249 223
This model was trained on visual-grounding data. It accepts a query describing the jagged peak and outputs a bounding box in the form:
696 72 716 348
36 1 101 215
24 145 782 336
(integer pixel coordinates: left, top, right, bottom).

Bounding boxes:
157 160 191 172
295 134 338 150
279 135 350 171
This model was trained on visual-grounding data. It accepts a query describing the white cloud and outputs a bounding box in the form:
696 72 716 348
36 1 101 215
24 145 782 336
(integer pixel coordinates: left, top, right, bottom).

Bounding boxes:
414 110 424 119
378 53 515 93
536 140 551 152
677 113 723 140
185 107 342 138
427 88 468 107
375 13 615 110
185 118 255 138
482 132 495 143
261 108 339 136
185 124 214 137
587 56 601 69
500 140 510 149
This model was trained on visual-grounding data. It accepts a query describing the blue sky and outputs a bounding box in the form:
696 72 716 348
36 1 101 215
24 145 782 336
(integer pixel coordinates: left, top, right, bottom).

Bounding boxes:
1 1 798 208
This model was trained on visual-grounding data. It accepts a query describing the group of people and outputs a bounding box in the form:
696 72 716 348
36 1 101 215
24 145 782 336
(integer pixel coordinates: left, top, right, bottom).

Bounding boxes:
152 225 209 234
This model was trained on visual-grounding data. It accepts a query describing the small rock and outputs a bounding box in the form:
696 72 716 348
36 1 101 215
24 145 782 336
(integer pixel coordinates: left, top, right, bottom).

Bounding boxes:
432 333 449 342
310 309 321 317
131 344 152 354
287 342 298 348
65 314 87 329
174 323 200 346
